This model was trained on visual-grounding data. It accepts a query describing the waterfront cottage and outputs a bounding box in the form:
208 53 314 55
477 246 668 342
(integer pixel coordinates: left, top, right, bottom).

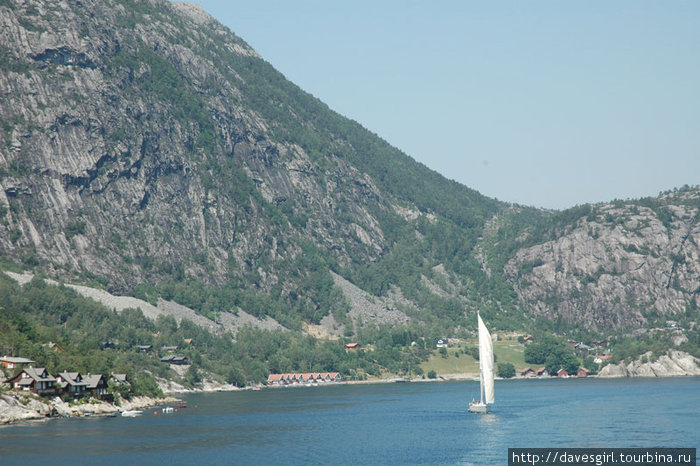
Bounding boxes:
5 367 57 396
520 368 536 377
267 372 343 385
57 371 88 397
557 369 569 378
577 367 590 377
85 374 112 401
536 367 548 377
267 374 283 385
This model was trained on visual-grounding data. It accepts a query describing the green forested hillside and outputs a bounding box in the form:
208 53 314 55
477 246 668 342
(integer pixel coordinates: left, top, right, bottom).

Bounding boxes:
0 273 435 387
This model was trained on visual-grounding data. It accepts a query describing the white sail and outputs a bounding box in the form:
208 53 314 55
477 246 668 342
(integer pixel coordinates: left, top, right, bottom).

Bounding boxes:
477 313 495 405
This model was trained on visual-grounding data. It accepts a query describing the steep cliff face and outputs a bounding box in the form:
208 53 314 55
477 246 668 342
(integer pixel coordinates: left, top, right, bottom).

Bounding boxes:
503 189 700 329
0 0 396 293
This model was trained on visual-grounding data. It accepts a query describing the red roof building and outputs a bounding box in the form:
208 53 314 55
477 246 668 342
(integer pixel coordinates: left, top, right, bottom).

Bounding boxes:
0 356 35 369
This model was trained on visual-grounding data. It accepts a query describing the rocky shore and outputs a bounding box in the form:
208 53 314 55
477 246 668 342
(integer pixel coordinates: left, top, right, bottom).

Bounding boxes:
598 350 700 377
0 393 181 426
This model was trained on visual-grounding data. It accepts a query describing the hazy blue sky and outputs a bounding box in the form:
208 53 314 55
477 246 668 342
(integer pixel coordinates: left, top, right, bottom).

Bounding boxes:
191 1 699 209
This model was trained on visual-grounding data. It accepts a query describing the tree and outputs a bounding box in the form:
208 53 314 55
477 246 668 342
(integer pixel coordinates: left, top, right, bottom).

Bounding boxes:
427 370 437 379
226 365 246 388
184 365 202 388
131 372 162 398
497 362 516 378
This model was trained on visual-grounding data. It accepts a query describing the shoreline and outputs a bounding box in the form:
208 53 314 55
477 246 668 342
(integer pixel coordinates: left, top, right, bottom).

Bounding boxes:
4 372 697 426
0 392 181 427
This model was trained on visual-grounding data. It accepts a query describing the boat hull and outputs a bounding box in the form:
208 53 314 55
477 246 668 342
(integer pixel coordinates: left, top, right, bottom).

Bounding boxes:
468 402 489 414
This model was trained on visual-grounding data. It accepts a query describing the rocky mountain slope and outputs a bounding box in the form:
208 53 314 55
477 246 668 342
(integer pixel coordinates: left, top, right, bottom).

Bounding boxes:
501 190 699 329
1 0 698 335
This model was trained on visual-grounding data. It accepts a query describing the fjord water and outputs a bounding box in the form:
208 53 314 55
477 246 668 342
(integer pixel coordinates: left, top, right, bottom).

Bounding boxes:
1 378 697 465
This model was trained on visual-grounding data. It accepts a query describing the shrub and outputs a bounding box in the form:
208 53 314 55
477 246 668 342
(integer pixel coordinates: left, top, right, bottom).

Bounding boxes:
497 362 516 378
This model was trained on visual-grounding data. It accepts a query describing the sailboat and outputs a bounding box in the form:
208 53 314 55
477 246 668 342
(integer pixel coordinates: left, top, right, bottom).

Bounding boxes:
468 313 494 413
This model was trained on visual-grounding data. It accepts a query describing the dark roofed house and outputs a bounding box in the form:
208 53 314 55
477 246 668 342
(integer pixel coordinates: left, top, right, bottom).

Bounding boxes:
5 367 57 396
161 355 189 365
136 345 153 352
85 374 112 401
57 371 88 397
111 373 130 386
520 368 536 378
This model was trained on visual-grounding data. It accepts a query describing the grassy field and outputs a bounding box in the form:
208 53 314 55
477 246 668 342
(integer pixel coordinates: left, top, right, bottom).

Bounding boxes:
420 338 528 376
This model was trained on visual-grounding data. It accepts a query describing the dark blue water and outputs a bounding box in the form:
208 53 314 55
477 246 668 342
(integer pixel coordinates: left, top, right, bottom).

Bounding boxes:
1 377 698 465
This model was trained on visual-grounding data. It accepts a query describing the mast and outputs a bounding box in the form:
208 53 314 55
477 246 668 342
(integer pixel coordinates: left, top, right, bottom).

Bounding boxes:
479 364 484 404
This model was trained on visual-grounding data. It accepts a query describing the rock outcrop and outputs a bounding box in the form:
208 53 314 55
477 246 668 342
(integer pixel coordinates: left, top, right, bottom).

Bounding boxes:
3 270 284 337
0 392 179 425
504 192 700 329
598 350 700 377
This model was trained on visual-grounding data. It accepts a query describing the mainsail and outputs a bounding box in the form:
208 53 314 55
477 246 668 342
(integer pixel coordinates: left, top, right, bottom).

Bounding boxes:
477 313 495 405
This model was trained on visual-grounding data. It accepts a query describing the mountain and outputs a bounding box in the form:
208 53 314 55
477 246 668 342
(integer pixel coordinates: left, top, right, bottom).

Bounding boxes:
501 189 699 330
0 0 698 339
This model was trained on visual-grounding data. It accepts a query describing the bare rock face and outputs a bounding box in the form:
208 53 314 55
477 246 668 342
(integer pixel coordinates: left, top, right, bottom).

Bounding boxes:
598 351 700 377
0 393 53 424
3 271 284 337
0 0 388 295
504 192 700 329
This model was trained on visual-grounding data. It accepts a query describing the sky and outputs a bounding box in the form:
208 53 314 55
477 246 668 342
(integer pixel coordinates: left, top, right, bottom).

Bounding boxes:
190 1 699 210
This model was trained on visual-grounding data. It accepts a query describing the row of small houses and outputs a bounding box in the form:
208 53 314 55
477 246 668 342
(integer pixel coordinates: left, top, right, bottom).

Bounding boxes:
267 372 343 386
520 367 591 378
1 357 128 402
